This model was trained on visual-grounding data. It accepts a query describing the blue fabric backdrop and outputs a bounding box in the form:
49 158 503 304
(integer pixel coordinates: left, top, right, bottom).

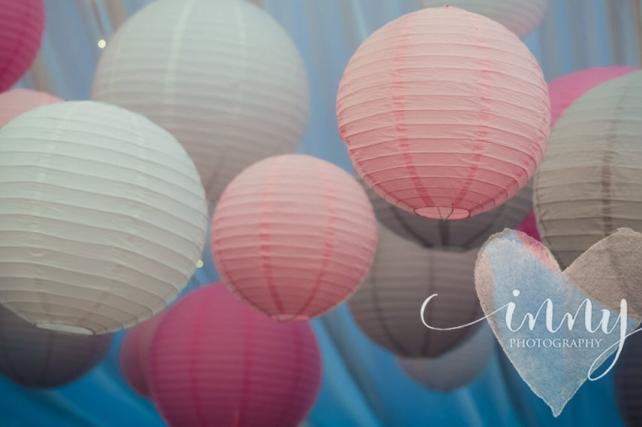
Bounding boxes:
4 0 641 426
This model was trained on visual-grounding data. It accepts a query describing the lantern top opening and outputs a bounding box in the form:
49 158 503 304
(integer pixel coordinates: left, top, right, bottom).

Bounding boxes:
36 323 95 336
416 206 471 220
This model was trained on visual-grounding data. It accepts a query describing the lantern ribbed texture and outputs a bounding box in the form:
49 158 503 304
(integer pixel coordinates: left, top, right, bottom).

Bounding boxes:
615 334 642 427
0 89 61 127
397 325 494 391
93 0 309 207
0 305 111 388
120 315 163 397
337 7 550 221
212 154 377 319
0 0 44 91
149 284 321 427
348 226 481 358
534 70 642 268
420 0 548 37
360 175 532 250
0 101 208 335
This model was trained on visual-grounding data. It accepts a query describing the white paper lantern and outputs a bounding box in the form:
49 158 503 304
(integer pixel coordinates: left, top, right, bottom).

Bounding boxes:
0 101 208 335
93 0 309 207
420 0 548 37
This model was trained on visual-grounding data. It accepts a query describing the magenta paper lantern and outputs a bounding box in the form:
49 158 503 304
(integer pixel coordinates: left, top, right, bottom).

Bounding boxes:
149 285 321 427
119 315 163 397
212 154 377 320
517 211 540 241
337 7 550 221
0 0 45 91
0 89 61 127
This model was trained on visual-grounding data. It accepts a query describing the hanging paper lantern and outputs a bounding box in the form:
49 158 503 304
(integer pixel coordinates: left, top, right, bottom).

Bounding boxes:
337 7 550 221
149 284 321 427
0 0 45 91
0 89 61 127
0 101 208 335
397 324 494 391
93 0 308 207
360 175 532 249
0 305 111 388
212 154 377 319
615 333 642 427
119 315 164 397
349 226 480 358
517 211 541 241
534 70 642 268
420 0 548 37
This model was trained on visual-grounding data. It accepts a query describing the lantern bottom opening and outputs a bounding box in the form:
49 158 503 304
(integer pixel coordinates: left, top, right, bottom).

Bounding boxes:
36 322 95 336
415 206 470 221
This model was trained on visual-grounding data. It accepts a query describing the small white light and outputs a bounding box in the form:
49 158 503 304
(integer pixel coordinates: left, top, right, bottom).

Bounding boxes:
97 39 107 49
196 259 204 268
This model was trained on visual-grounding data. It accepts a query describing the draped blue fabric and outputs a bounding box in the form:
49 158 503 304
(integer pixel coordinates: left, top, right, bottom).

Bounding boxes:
4 0 641 425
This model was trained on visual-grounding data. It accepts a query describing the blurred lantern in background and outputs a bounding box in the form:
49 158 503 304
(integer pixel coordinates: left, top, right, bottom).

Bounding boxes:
0 0 45 91
120 315 164 397
149 284 321 427
517 211 541 241
0 305 111 388
615 333 642 427
397 324 495 392
337 7 550 221
212 154 377 320
420 0 549 37
0 89 61 126
534 70 642 268
360 175 532 250
93 0 309 207
0 101 208 335
349 226 480 358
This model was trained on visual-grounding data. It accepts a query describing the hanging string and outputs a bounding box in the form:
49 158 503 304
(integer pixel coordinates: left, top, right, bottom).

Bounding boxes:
88 0 108 49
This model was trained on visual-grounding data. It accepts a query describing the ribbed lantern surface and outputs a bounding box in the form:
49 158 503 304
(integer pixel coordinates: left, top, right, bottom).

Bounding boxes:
149 285 321 427
337 7 550 221
0 0 45 91
93 0 309 207
0 89 61 127
120 315 163 397
0 305 111 388
420 0 548 37
361 175 532 250
212 154 377 319
615 334 642 427
534 71 642 268
0 101 208 335
349 226 481 358
397 325 494 391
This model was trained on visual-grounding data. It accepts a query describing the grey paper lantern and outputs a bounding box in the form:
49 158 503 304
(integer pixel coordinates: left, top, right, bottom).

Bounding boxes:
360 176 532 250
534 70 642 268
348 226 481 358
397 324 494 391
0 305 111 388
615 333 642 427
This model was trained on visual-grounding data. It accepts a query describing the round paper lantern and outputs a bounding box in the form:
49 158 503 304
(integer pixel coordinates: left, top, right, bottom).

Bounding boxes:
212 154 377 320
0 305 111 388
420 0 548 37
348 226 481 358
360 175 532 250
397 324 494 391
0 101 208 335
119 315 163 397
517 211 540 241
337 7 550 221
534 70 642 268
0 0 45 91
93 0 309 207
149 284 321 427
0 89 61 127
615 333 642 427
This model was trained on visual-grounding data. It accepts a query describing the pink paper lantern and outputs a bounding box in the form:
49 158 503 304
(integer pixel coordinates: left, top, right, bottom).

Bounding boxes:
548 66 636 126
337 7 550 221
149 284 321 427
517 211 541 241
0 89 61 126
119 315 164 397
0 0 45 91
212 154 377 319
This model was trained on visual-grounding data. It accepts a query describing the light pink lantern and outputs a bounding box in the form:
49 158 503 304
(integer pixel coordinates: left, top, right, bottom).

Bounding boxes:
212 154 378 319
119 315 164 397
0 89 61 126
337 7 550 220
149 284 321 427
0 0 45 91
